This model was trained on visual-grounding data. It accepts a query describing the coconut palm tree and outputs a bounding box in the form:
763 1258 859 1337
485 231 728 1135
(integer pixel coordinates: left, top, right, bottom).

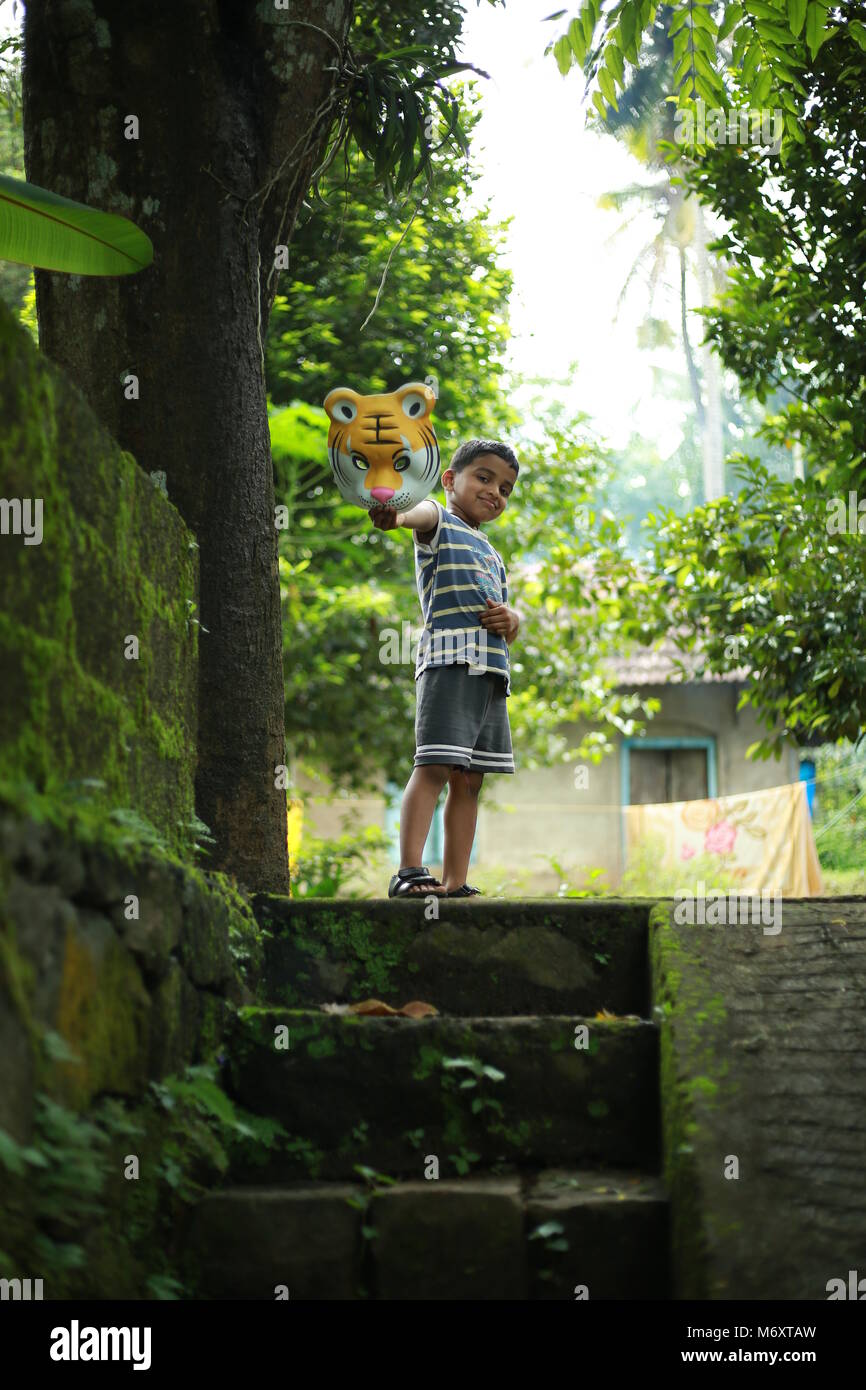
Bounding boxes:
593 12 728 500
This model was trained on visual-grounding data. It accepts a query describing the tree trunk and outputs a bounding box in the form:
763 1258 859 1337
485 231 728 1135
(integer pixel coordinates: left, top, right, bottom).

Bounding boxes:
22 0 353 893
693 201 725 502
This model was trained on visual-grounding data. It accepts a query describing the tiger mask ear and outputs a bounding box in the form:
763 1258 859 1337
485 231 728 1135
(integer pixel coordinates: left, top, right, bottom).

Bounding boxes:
395 382 436 423
323 388 362 425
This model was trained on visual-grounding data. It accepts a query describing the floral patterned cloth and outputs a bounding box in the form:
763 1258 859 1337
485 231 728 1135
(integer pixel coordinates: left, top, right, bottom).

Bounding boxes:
623 780 824 896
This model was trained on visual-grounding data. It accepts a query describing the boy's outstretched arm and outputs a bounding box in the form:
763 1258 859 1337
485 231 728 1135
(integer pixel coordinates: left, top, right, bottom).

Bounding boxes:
369 500 438 539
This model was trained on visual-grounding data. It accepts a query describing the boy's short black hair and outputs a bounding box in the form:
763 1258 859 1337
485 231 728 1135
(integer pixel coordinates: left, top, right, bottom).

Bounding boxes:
449 438 519 477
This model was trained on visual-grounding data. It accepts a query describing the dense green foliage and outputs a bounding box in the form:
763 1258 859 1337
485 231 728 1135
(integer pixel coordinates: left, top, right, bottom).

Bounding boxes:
555 2 866 756
266 92 512 442
680 21 866 496
637 462 866 754
548 0 850 145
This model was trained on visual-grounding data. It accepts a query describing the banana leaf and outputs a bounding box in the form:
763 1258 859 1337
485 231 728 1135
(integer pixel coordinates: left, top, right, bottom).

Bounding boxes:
0 172 153 274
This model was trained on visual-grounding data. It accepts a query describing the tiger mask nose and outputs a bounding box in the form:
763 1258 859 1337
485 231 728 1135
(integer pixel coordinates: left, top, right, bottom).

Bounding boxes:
370 487 396 503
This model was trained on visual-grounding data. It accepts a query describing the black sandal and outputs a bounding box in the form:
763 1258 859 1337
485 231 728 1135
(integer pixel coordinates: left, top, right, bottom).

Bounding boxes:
445 884 482 897
388 865 444 898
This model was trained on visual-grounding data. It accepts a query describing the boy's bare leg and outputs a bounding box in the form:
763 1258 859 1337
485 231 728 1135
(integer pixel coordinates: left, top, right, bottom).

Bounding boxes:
441 769 484 891
398 764 450 892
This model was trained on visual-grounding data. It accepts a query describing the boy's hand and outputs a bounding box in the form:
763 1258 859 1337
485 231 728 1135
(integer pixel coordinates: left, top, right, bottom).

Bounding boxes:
479 598 520 643
369 503 400 530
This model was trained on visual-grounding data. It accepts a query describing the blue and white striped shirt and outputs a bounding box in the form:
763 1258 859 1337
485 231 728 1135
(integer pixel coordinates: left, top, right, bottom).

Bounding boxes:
413 501 511 695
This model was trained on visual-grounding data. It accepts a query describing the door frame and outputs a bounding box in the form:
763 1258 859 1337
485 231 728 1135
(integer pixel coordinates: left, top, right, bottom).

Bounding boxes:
619 737 717 873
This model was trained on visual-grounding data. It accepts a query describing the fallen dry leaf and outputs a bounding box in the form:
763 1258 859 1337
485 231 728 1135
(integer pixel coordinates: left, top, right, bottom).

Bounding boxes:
400 1000 439 1018
345 998 439 1018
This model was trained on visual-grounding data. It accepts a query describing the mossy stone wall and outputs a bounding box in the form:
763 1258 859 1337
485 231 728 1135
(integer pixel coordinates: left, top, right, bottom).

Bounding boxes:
0 799 266 1298
0 298 198 855
650 898 866 1299
0 800 263 1143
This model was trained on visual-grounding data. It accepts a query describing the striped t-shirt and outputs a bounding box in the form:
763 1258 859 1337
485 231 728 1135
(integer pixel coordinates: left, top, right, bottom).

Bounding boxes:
413 500 511 695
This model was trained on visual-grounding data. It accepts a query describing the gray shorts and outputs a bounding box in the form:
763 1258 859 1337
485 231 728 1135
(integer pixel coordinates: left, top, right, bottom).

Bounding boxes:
414 663 514 774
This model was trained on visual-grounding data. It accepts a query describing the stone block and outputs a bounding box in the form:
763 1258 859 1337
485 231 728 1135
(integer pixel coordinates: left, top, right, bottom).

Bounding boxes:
371 1178 526 1299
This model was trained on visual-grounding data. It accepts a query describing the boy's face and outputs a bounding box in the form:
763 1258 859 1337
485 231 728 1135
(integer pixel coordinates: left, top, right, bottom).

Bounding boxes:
443 452 516 528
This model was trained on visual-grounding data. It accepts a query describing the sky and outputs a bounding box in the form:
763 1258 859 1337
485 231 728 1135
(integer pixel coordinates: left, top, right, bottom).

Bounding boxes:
457 0 696 456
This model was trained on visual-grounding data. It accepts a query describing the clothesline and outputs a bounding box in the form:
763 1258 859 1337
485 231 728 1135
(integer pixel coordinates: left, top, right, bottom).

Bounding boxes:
486 770 864 817
813 787 866 840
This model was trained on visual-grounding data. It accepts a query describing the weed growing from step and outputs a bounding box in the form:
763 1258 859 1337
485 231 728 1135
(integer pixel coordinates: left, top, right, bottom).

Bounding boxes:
431 1054 508 1176
346 1164 399 1295
529 1219 572 1291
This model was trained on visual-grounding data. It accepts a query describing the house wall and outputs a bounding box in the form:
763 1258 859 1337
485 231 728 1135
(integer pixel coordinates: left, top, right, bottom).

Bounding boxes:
293 681 802 896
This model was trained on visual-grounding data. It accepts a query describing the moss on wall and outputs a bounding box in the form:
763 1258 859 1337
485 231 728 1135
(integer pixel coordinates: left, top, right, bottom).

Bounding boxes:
649 900 738 1299
0 299 198 856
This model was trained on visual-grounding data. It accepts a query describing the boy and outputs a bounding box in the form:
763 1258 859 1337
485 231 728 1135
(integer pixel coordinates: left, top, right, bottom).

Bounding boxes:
369 439 521 897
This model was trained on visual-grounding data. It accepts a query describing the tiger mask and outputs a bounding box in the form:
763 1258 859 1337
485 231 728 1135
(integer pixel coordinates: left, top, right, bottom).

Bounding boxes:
323 381 440 512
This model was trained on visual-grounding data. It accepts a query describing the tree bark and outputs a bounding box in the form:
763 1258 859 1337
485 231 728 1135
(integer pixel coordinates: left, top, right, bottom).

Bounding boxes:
22 0 353 893
693 201 725 502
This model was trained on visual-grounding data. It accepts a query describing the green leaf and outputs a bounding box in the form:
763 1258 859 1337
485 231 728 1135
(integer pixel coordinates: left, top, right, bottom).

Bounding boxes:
0 1128 26 1175
691 7 717 36
758 21 797 46
668 7 690 40
0 173 154 275
598 67 619 109
42 1029 83 1065
554 34 573 74
805 0 829 58
718 4 744 42
753 67 774 105
693 51 722 86
530 1220 566 1240
605 41 625 86
619 1 637 49
568 15 587 65
481 1064 506 1082
674 52 695 87
744 0 783 19
849 20 866 53
787 0 807 36
741 38 762 85
692 26 719 62
398 89 421 190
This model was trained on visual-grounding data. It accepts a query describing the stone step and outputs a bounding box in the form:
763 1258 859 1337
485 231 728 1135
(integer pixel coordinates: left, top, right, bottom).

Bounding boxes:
224 1009 660 1180
186 1168 670 1300
252 896 655 1017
